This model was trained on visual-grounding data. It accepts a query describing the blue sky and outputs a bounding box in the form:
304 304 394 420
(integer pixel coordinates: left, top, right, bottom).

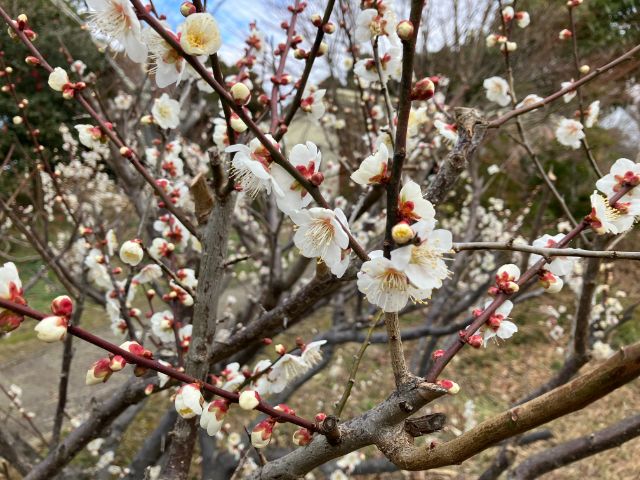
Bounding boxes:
154 0 291 66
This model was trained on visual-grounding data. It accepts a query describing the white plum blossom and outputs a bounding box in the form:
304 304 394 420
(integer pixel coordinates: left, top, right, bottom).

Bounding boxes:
515 11 530 28
584 100 600 128
75 124 103 150
354 43 402 84
357 249 431 313
434 120 458 144
200 400 228 436
588 191 635 235
48 67 69 91
176 268 198 290
271 142 322 214
398 180 435 222
290 207 350 275
555 118 584 149
226 137 283 198
483 76 511 107
179 13 222 56
397 218 452 291
148 237 174 259
174 383 204 418
152 93 180 130
355 8 397 44
528 234 577 276
300 88 326 120
238 390 260 410
150 310 175 343
34 316 68 342
144 25 188 88
515 94 543 110
86 0 148 63
483 300 517 345
561 81 577 103
119 240 143 266
351 143 389 186
595 159 640 216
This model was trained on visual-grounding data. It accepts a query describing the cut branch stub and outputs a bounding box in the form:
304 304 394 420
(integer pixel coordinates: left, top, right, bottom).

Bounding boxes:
404 413 447 437
320 415 341 446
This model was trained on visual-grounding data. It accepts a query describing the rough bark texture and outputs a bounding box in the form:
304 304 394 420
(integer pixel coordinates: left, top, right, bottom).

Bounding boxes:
161 194 236 479
510 414 640 480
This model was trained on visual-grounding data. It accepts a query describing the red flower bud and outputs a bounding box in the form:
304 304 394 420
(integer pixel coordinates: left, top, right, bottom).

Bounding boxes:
51 295 73 317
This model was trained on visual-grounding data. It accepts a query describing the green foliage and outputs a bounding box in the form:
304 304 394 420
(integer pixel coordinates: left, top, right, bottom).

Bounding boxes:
582 0 640 49
0 0 106 162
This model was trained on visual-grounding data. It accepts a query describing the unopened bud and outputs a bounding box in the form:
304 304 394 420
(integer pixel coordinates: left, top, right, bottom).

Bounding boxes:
558 29 572 40
25 55 39 66
292 428 312 446
119 146 133 158
310 13 322 27
579 64 590 74
391 222 415 244
230 82 251 105
432 349 445 360
467 335 483 349
437 379 460 394
109 355 126 371
411 77 435 101
238 390 260 410
12 116 22 125
180 2 197 17
396 20 414 41
310 172 324 186
51 295 73 317
275 344 286 355
141 114 154 125
322 22 335 34
230 114 247 133
317 42 328 56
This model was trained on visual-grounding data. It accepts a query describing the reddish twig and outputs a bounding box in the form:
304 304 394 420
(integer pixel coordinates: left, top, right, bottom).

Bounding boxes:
0 298 319 433
425 183 637 382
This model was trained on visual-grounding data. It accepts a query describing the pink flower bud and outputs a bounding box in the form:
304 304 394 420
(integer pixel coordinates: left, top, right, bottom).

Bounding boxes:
315 412 327 423
109 355 126 372
25 56 39 66
119 146 133 158
0 310 23 334
293 428 313 446
432 349 445 360
559 29 572 40
51 295 73 317
467 335 483 349
144 384 154 395
251 419 274 448
180 2 196 17
437 379 460 394
275 344 286 355
86 358 112 385
310 172 324 186
34 315 68 342
410 77 435 101
238 389 260 410
322 22 335 34
274 403 295 419
396 20 414 41
310 14 322 27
